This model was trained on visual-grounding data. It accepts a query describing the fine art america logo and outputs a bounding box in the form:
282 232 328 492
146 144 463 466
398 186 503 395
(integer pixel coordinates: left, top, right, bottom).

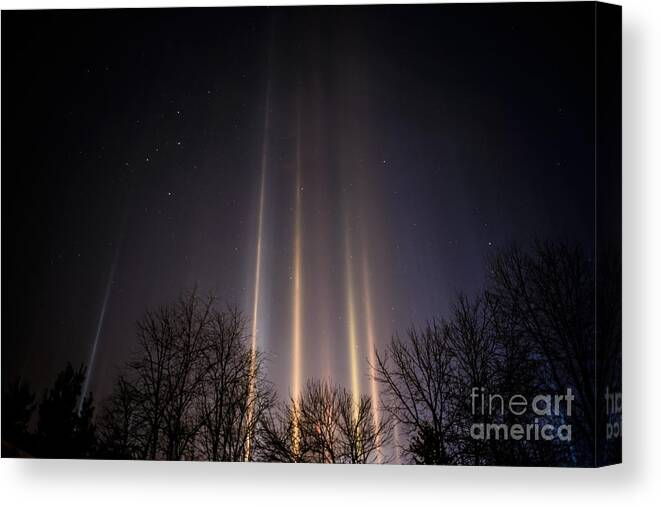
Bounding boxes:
470 387 574 442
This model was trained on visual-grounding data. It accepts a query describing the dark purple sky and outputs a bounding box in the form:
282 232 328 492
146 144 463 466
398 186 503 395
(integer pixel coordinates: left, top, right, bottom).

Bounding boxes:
2 4 597 406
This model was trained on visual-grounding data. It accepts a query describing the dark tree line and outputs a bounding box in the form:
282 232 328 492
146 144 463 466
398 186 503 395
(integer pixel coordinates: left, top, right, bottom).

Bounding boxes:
97 291 274 461
2 364 96 458
2 241 620 465
374 240 620 466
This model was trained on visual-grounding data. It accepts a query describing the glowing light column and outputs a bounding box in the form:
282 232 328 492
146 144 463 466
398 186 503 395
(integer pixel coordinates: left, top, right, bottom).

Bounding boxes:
246 76 271 461
78 250 119 414
361 248 381 462
344 226 361 422
291 107 303 455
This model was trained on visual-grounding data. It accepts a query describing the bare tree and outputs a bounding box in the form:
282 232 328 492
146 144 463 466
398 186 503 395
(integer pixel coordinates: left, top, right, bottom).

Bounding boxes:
487 241 596 461
336 385 386 463
194 306 274 461
257 379 389 464
100 290 273 461
98 374 140 459
447 292 566 466
374 248 583 466
444 294 499 464
373 321 460 464
122 289 213 460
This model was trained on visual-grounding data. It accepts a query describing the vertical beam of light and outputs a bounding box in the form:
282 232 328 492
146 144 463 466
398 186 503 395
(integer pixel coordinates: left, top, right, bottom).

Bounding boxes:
343 226 361 422
250 84 270 373
361 247 381 462
78 246 119 413
291 103 303 455
246 71 271 461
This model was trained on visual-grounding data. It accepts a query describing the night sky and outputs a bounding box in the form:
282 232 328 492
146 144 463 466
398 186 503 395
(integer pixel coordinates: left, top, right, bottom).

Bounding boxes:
2 4 596 408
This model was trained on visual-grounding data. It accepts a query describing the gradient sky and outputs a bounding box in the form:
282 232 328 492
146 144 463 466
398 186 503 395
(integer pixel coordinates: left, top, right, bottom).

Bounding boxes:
2 3 597 406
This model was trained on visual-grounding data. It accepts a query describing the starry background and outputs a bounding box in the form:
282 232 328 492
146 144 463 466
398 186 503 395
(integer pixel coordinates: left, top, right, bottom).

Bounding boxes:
2 4 596 406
